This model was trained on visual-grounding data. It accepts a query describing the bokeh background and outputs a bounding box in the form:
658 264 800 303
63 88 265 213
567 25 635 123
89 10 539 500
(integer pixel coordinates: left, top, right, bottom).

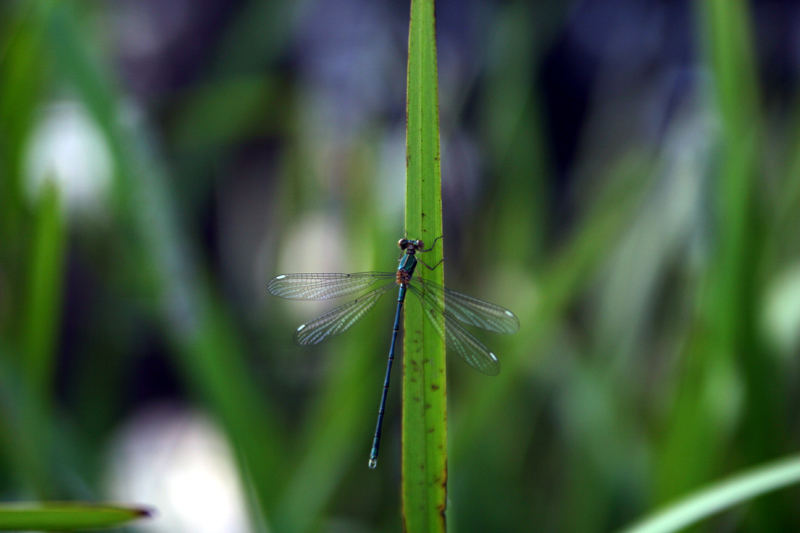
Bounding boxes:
2 0 800 531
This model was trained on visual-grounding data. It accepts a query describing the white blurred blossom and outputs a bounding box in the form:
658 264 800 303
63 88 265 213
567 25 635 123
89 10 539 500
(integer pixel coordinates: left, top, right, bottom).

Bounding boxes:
106 405 254 533
25 101 112 216
763 264 800 357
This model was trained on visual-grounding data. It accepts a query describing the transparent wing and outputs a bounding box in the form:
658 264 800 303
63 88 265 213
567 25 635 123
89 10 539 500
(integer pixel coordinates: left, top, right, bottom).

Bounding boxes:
294 283 396 345
267 272 394 300
412 278 519 334
408 284 500 375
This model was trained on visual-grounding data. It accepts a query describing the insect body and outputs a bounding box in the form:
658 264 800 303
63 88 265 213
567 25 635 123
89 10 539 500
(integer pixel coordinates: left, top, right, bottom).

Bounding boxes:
267 238 518 468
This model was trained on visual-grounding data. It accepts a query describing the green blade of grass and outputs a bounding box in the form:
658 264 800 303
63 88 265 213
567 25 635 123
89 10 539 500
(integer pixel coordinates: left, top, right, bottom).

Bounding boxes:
403 0 446 531
22 181 65 406
452 162 649 454
621 454 800 533
0 503 151 531
703 0 781 464
0 3 42 239
37 1 283 524
273 171 392 532
17 181 66 495
654 0 770 515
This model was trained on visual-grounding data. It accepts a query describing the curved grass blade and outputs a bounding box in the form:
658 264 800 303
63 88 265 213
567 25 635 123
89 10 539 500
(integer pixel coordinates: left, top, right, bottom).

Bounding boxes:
414 278 519 334
621 454 800 533
408 284 500 376
294 283 395 345
268 272 394 300
0 503 152 531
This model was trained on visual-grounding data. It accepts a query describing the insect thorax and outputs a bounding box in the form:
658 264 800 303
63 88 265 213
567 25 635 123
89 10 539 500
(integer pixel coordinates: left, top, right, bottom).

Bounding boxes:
396 254 417 284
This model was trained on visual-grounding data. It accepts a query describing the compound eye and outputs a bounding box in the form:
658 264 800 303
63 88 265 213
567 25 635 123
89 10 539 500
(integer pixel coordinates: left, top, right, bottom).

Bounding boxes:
416 240 424 250
398 239 409 249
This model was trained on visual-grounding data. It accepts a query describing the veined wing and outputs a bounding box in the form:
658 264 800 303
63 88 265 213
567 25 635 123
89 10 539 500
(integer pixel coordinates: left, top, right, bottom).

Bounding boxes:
268 272 394 300
412 278 519 334
294 283 396 345
407 284 500 375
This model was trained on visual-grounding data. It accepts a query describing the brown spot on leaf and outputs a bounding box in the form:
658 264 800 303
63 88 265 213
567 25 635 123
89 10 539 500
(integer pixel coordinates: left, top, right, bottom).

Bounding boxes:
438 461 449 520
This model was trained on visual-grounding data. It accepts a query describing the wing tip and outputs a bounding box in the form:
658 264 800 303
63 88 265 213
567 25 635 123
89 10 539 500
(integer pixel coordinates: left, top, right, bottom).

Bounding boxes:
486 353 501 376
505 311 520 334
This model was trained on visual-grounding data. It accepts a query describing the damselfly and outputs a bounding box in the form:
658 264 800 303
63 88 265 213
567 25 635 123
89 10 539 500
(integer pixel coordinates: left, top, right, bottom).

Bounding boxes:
267 238 518 468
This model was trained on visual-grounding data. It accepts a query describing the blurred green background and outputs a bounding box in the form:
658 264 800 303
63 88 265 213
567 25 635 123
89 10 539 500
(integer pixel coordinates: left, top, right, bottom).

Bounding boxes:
2 0 800 531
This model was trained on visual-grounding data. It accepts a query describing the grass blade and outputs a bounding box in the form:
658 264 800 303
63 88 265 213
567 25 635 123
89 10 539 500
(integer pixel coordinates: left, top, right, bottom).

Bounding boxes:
622 455 800 533
654 0 770 514
402 0 447 530
17 181 65 495
38 2 283 523
0 503 151 531
22 181 64 405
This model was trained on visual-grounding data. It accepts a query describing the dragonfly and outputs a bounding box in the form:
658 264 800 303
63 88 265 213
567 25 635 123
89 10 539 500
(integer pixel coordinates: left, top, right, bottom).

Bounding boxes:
267 237 519 469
